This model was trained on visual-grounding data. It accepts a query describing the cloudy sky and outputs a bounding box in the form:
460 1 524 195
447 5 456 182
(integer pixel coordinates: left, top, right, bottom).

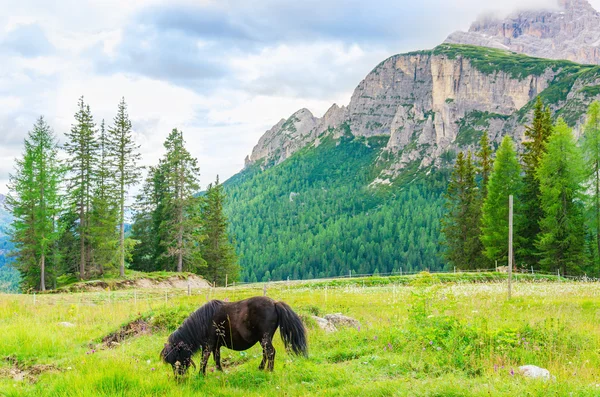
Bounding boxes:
1 0 598 196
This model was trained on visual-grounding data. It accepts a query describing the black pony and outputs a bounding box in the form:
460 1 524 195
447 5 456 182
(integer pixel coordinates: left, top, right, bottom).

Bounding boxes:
160 296 307 376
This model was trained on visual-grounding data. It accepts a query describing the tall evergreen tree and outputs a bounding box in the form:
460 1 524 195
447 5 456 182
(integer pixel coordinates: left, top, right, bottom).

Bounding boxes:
480 136 523 266
520 97 553 268
89 120 118 275
108 98 142 277
5 117 64 291
201 176 238 285
131 165 169 272
537 119 586 275
160 129 202 272
476 131 493 199
63 97 98 280
582 101 600 276
441 151 484 269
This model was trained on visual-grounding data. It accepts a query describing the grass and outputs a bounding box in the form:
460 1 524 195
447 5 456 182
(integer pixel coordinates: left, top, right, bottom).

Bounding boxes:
1 279 600 396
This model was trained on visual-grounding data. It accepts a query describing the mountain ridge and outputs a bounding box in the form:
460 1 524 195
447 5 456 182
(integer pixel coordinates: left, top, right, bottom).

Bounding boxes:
245 44 600 184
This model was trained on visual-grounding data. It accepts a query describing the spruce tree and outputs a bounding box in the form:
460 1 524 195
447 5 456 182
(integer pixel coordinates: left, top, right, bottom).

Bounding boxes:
480 136 523 266
521 97 553 268
476 131 493 199
6 117 64 291
582 101 600 276
89 120 118 275
441 151 484 269
108 98 142 277
201 176 238 285
537 119 586 275
63 97 98 280
160 129 202 272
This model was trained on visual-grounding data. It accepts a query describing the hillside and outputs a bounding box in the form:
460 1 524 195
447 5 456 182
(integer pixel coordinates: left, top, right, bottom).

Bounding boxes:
226 44 600 282
0 194 18 292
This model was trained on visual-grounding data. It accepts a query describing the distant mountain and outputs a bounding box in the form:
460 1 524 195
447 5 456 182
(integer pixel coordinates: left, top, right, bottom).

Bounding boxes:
445 0 600 65
246 44 600 182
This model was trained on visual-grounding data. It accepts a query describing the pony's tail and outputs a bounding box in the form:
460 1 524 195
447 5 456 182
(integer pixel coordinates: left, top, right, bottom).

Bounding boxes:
275 301 308 357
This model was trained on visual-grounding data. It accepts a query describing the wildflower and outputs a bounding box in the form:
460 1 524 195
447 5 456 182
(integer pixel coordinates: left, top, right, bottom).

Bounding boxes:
373 336 378 341
429 341 433 345
494 365 498 372
510 368 514 376
387 343 392 350
151 367 155 371
146 360 151 365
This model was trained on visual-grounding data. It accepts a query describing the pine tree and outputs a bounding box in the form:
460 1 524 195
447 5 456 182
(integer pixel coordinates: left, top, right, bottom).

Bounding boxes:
131 165 169 272
5 117 64 291
63 97 98 280
89 120 118 275
476 131 493 199
537 119 586 275
108 98 142 277
160 129 202 272
582 101 600 276
480 136 523 266
201 176 238 285
521 97 553 268
441 151 484 269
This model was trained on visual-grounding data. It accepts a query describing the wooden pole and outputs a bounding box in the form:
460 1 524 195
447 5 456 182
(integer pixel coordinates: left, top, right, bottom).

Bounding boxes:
508 195 513 300
225 274 228 289
263 283 267 296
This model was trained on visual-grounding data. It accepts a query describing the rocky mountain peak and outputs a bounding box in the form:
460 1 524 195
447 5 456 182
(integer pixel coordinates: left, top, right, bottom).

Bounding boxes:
445 0 600 65
559 0 595 12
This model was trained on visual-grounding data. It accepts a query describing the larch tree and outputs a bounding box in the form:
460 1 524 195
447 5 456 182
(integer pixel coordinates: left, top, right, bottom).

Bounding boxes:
5 117 64 291
521 97 553 267
107 98 142 277
582 101 600 275
537 119 586 275
63 97 98 280
201 176 238 285
480 136 523 266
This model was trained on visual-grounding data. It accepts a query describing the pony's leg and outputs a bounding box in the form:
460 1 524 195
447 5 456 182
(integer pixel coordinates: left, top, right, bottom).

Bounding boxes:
266 340 276 371
258 345 267 370
261 333 276 371
214 347 223 371
200 347 211 375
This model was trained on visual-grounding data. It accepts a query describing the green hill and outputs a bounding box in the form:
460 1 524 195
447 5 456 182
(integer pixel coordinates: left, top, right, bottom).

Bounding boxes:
225 132 449 282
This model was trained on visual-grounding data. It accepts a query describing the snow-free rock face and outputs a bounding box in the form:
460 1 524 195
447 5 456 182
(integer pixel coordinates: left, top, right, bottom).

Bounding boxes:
445 0 600 65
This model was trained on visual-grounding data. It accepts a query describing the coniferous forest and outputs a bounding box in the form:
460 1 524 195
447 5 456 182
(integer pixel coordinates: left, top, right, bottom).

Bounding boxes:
3 96 600 292
3 97 238 291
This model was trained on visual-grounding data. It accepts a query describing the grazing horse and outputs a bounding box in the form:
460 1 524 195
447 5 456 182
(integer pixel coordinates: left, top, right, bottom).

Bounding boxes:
160 296 308 376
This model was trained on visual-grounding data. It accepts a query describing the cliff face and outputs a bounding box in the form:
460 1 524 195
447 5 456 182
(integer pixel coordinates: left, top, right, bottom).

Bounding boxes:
246 44 600 181
445 0 600 65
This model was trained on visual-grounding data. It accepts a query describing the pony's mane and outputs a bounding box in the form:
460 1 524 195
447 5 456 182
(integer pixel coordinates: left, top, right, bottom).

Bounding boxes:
167 299 226 353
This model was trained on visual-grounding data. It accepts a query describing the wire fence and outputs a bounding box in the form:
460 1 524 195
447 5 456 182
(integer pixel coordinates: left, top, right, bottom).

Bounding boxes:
5 266 596 307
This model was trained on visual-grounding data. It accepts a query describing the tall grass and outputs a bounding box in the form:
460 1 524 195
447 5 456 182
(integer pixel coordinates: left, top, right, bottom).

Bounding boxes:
1 281 599 396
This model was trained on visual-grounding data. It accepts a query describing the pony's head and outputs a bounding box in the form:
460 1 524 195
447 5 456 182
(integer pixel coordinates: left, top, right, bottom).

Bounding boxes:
160 341 196 376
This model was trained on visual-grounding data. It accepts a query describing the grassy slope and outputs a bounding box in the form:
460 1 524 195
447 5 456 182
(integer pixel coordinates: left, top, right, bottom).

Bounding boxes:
1 279 599 396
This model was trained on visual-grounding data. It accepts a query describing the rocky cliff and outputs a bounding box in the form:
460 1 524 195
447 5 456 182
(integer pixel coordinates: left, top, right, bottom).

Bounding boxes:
445 0 600 65
246 43 600 182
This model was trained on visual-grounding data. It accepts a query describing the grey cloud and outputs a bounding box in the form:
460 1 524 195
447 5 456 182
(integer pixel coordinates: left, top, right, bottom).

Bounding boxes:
0 24 54 57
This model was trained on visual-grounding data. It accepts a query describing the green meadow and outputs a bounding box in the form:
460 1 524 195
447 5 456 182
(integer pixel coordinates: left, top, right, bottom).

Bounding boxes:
1 276 599 396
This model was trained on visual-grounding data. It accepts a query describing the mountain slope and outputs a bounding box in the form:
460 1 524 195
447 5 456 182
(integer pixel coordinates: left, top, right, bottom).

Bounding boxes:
445 0 600 65
226 134 448 282
247 44 600 182
227 44 600 282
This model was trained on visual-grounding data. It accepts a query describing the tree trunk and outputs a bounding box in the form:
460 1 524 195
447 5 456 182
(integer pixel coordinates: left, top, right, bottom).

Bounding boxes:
119 188 125 277
40 253 45 291
80 204 85 280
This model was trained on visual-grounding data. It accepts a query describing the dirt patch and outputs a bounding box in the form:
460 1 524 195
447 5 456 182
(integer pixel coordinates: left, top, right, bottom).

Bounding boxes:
54 273 211 293
0 356 62 383
102 318 152 347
